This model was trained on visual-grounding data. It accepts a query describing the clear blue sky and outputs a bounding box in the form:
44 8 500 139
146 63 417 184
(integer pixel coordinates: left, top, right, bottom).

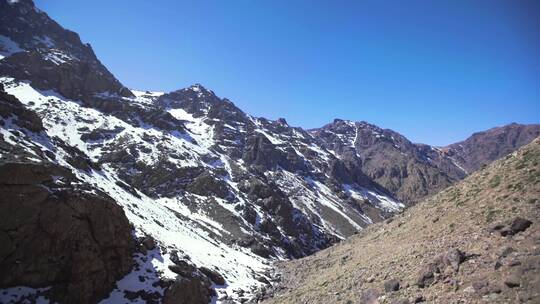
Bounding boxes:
35 0 539 146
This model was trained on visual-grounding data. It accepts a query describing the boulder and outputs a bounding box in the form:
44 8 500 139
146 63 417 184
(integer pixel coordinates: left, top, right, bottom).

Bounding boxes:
142 236 156 250
199 267 226 285
186 171 230 198
504 274 521 288
417 248 465 288
384 279 401 292
168 260 196 277
493 217 533 237
360 288 380 304
163 277 213 304
510 217 532 235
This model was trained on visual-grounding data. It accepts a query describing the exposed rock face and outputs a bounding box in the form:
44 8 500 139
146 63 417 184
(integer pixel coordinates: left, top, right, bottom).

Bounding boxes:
416 248 465 288
311 119 540 204
311 119 467 204
444 123 540 172
0 84 43 132
0 162 134 304
0 0 132 100
162 277 213 304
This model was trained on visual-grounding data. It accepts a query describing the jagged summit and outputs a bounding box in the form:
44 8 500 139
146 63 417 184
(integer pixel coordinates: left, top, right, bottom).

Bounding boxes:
312 118 540 204
312 119 464 203
188 83 211 92
0 2 405 302
0 1 538 303
0 0 134 99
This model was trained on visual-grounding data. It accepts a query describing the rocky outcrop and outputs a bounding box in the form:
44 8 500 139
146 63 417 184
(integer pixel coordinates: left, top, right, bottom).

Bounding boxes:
1 50 132 100
162 277 213 304
0 84 43 132
0 0 133 100
416 248 465 288
242 133 289 170
0 162 134 304
187 171 230 199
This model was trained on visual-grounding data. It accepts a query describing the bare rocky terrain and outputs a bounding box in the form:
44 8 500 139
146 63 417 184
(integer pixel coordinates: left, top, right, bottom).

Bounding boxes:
263 137 540 304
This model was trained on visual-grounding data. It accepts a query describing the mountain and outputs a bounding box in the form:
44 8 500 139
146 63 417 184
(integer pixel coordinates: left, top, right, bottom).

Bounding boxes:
0 1 402 303
311 120 540 204
262 137 540 303
311 120 467 204
443 123 540 173
0 1 538 303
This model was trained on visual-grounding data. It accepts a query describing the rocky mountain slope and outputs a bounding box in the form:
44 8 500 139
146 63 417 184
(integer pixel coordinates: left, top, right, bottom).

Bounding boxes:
0 1 402 303
444 123 540 173
312 120 540 204
312 120 467 204
0 1 538 303
263 137 540 303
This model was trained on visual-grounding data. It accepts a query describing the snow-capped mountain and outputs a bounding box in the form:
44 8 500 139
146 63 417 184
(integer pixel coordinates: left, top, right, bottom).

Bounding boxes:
0 1 401 303
1 1 538 304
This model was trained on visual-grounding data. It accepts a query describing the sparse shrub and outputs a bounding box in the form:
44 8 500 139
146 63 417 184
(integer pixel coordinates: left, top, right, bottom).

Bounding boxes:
489 175 501 188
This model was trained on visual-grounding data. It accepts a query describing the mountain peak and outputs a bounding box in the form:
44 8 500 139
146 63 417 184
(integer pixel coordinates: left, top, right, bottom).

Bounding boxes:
184 83 214 94
189 83 206 91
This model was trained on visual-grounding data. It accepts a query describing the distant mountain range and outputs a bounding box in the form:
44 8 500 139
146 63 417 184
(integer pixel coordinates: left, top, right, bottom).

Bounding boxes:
263 136 540 304
0 1 538 303
312 119 540 204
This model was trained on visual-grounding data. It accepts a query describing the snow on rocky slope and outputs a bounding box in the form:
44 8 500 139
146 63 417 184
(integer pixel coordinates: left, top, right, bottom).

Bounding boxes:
0 75 401 303
0 1 401 302
3 1 536 303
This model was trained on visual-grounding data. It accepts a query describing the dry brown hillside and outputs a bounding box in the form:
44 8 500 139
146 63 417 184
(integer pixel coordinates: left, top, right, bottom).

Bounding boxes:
263 137 540 304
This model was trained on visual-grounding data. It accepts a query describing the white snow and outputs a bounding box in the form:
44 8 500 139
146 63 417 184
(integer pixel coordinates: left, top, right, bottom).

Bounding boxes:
0 286 51 304
343 184 404 212
42 49 76 65
0 77 270 303
168 108 216 149
0 76 410 303
131 89 164 104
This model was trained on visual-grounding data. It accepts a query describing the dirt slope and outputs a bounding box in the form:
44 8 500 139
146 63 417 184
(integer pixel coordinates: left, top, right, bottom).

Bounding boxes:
263 137 540 304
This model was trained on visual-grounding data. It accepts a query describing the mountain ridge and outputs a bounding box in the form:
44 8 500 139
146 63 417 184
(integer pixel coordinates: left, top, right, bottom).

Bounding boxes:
0 1 539 303
262 137 540 304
